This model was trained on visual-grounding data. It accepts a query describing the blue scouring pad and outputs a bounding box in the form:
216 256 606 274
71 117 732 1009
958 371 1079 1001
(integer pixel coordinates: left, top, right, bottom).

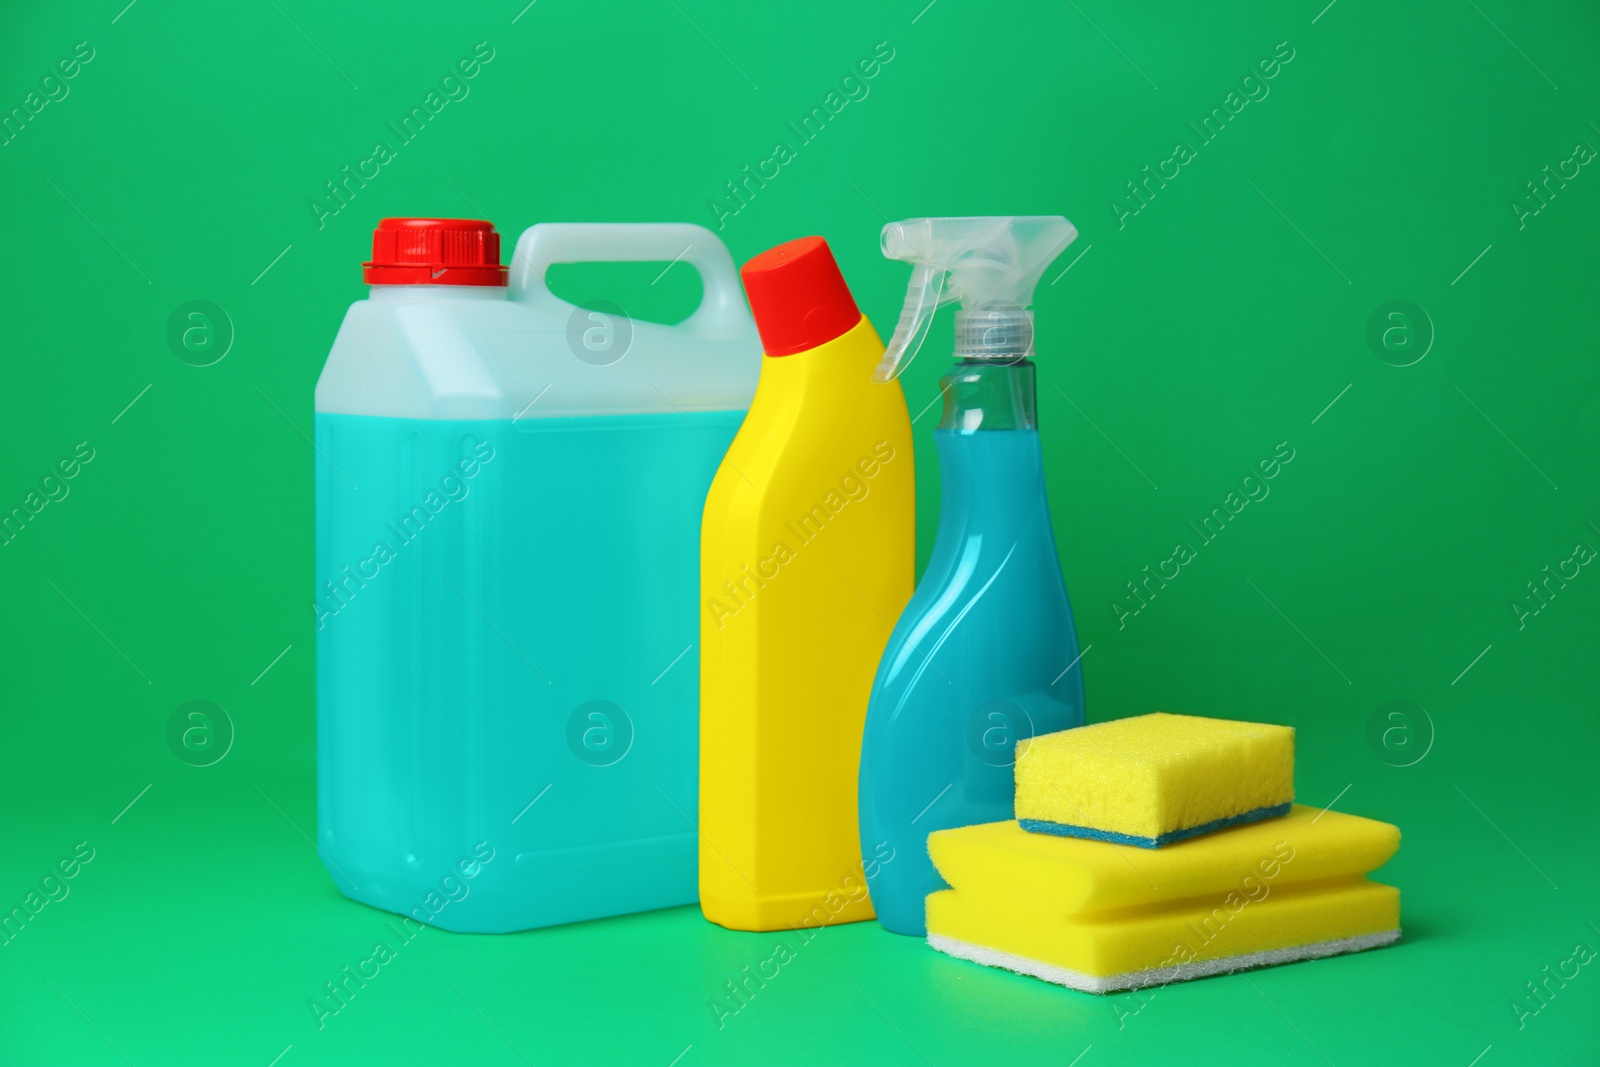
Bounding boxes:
1019 802 1293 849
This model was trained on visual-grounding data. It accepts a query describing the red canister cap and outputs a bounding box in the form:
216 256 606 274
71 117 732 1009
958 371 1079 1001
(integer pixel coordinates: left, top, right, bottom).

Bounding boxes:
363 218 508 286
740 236 861 356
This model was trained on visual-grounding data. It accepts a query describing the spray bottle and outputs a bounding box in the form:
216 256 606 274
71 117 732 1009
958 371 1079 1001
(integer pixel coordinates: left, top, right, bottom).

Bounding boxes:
858 216 1086 936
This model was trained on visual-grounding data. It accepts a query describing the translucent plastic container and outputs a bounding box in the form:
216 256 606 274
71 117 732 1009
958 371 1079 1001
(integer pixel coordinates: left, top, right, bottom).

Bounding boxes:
314 219 759 932
859 216 1087 936
860 409 1084 935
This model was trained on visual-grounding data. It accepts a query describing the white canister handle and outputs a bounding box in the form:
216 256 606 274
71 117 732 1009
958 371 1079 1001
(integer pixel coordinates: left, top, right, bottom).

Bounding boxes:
509 222 751 340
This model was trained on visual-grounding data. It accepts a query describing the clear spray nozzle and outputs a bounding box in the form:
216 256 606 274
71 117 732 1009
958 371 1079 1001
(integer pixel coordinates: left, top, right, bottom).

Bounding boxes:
873 216 1078 382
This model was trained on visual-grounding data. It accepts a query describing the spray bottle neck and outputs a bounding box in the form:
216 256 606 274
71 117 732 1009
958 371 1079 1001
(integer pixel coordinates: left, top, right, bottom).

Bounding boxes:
954 305 1033 361
938 359 1037 432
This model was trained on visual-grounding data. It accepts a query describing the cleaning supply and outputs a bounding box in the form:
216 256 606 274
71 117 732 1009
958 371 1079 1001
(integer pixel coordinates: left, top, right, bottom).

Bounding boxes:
859 216 1085 936
1015 713 1295 847
316 218 759 932
926 806 1401 993
699 236 915 932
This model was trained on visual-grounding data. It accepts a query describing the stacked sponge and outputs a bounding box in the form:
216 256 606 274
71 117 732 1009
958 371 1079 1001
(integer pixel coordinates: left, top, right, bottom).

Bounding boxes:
925 713 1401 994
1014 712 1295 848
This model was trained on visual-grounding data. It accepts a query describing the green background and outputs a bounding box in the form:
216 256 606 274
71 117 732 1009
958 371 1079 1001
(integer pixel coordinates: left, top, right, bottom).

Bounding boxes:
2 0 1596 1063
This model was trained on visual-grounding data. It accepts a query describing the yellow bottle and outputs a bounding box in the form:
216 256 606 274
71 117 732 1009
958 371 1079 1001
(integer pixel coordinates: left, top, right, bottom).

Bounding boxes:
699 236 915 931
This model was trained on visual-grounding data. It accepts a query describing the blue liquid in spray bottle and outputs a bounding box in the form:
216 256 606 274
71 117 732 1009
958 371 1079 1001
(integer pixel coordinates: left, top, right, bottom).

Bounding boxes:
858 216 1086 936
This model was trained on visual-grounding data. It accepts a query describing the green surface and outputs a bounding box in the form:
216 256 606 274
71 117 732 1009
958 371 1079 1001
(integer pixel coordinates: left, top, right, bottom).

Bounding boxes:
2 0 1597 1063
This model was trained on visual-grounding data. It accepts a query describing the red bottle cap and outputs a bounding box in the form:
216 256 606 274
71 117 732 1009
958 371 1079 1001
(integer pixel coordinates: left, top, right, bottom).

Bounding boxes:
740 236 861 356
363 218 508 286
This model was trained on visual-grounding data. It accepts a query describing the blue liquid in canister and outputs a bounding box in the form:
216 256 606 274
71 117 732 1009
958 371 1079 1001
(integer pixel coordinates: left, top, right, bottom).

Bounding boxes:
314 409 742 932
858 427 1085 936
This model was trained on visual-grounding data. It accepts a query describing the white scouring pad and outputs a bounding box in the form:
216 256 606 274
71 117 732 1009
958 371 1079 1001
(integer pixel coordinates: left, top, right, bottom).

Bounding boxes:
928 929 1401 994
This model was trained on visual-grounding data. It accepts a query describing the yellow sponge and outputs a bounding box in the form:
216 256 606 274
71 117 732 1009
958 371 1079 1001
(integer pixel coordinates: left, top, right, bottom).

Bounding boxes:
930 805 1398 914
928 881 1399 993
1015 713 1295 847
926 806 1401 993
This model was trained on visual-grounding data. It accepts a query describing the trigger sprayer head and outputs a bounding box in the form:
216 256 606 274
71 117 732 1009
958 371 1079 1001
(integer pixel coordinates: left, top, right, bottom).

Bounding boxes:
873 216 1078 382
